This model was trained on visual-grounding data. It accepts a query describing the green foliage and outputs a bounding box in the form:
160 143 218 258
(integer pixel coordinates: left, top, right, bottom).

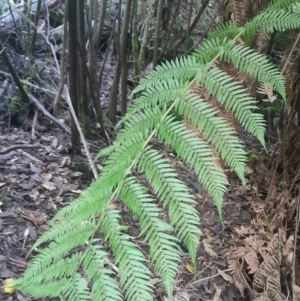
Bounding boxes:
12 2 296 301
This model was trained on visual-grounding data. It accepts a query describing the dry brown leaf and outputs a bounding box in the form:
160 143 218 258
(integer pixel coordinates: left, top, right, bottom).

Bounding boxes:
203 242 218 258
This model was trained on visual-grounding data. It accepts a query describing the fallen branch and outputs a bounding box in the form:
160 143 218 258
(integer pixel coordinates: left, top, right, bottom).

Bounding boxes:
0 144 40 155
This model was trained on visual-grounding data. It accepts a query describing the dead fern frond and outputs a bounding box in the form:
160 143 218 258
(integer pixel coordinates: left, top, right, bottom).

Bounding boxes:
257 83 277 103
253 254 281 291
293 285 300 301
203 242 218 258
227 255 247 296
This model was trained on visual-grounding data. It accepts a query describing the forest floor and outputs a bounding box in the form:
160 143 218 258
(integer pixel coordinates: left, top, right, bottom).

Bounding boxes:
0 111 276 301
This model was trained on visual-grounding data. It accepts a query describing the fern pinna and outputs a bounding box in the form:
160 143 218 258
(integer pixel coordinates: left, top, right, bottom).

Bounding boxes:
9 1 299 300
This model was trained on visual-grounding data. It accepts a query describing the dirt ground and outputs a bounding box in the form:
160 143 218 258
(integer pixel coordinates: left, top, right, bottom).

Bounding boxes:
0 118 267 301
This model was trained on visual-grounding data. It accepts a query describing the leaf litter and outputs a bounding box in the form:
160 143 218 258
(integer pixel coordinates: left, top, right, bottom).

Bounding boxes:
0 123 282 301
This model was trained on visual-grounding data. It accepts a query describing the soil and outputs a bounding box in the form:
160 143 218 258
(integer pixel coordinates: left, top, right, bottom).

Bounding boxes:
0 118 266 301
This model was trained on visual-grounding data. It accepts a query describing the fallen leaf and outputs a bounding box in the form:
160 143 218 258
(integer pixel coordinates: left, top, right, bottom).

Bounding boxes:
42 181 56 191
186 264 194 273
71 171 83 178
212 287 222 301
218 269 233 283
30 163 42 174
3 278 15 294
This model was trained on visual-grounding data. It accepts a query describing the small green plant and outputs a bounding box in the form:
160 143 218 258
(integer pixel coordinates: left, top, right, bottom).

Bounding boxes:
8 1 300 300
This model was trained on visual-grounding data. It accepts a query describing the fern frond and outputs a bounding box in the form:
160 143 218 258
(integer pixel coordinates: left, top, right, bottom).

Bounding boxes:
95 107 163 160
128 79 186 115
30 188 108 249
195 40 286 99
137 148 201 259
24 221 95 279
200 68 266 146
99 208 153 301
245 9 300 42
157 115 228 215
267 0 300 10
63 273 91 301
120 177 181 297
176 92 247 182
132 56 202 94
208 20 243 41
15 277 68 299
82 242 123 301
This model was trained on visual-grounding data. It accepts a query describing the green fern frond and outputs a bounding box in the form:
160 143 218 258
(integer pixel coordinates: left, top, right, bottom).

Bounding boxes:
132 56 203 95
176 92 247 182
14 2 294 300
24 221 95 279
120 177 181 297
63 273 91 301
95 107 163 161
194 40 286 100
15 277 68 299
208 20 243 41
267 0 300 10
99 208 154 301
157 115 228 215
137 148 201 259
246 9 300 36
83 242 123 301
200 68 266 146
129 79 187 115
30 188 107 249
223 45 286 99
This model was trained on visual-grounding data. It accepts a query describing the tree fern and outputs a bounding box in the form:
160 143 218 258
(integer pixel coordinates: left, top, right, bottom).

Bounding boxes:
9 2 295 301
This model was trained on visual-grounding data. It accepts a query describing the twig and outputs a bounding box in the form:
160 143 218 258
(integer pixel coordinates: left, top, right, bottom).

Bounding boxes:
28 93 71 134
16 149 43 164
63 85 98 179
188 268 231 285
0 144 40 155
31 109 38 139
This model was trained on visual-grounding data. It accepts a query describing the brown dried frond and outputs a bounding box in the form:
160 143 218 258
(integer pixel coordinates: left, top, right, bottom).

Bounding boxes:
253 254 281 291
266 231 284 257
235 225 256 237
252 32 271 54
244 235 270 259
293 285 300 301
283 235 294 273
190 83 211 100
286 198 296 223
257 83 277 103
284 235 294 257
244 247 260 274
271 208 286 232
225 0 248 26
224 0 259 26
203 242 218 258
227 256 247 296
252 293 271 301
267 269 284 301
